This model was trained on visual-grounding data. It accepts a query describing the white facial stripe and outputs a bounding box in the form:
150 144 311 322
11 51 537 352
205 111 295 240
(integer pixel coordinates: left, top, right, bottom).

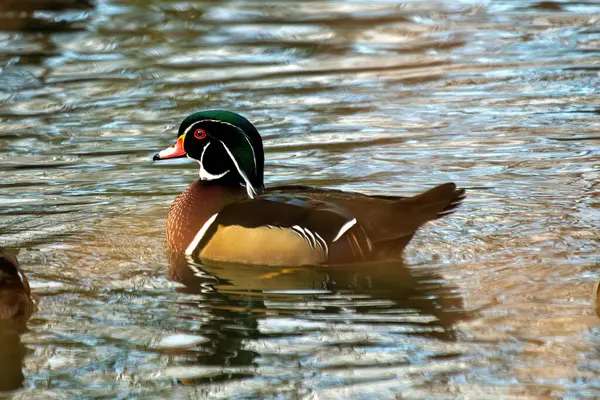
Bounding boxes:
240 131 257 174
185 213 219 256
184 120 203 135
183 119 258 179
202 119 258 175
198 142 230 181
333 218 357 242
184 118 259 195
219 140 257 199
17 270 25 284
0 269 25 284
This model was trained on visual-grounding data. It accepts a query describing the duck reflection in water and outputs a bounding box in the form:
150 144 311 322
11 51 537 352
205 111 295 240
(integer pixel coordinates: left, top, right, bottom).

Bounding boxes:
0 249 34 393
165 252 470 386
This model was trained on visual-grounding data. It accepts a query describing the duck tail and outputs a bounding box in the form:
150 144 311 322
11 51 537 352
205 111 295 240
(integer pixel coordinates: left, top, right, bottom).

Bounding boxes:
371 183 466 260
404 182 466 221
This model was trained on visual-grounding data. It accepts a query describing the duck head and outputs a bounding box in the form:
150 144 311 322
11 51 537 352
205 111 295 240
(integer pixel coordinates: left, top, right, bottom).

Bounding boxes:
0 249 30 295
154 110 265 198
0 248 32 324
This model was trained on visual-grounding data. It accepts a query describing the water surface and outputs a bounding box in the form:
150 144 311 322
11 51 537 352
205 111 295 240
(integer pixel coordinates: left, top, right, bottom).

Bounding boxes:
0 0 599 398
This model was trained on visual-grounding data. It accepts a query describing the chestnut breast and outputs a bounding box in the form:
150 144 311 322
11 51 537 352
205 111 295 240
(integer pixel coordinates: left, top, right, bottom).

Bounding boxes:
166 181 246 253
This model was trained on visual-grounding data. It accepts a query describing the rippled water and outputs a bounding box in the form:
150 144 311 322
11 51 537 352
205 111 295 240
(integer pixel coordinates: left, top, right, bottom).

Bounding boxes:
0 0 599 398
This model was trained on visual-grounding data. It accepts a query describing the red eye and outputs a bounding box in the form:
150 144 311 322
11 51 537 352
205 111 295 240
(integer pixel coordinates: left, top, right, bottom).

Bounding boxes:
193 128 207 140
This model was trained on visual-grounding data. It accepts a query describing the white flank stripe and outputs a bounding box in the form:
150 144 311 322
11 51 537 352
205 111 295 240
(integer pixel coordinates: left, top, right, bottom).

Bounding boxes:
314 232 329 258
219 140 257 199
185 213 219 256
292 225 312 247
302 227 317 248
198 142 229 181
332 218 357 242
290 225 328 256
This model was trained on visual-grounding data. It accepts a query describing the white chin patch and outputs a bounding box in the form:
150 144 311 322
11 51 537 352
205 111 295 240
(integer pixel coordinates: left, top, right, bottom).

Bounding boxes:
197 142 230 181
199 166 229 181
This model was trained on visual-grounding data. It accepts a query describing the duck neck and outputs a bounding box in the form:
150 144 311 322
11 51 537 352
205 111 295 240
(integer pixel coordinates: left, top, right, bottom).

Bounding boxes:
166 180 249 253
203 166 262 199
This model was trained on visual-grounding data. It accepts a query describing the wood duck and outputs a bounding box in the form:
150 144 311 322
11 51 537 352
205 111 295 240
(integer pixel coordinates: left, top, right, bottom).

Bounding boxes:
0 249 33 322
154 110 465 266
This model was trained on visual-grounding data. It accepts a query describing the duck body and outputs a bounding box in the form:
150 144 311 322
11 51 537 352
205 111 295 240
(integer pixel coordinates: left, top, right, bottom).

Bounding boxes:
0 249 33 323
155 110 465 266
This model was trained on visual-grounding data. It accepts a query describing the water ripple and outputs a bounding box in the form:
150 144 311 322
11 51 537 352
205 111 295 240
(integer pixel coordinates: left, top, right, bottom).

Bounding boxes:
0 0 598 398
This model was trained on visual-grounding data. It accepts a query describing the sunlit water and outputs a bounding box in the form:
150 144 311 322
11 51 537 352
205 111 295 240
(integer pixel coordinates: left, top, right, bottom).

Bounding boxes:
0 0 599 398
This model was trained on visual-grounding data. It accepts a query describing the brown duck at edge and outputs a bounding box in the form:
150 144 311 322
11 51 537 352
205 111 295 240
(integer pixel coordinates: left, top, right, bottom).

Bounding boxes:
0 249 33 323
154 110 465 266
